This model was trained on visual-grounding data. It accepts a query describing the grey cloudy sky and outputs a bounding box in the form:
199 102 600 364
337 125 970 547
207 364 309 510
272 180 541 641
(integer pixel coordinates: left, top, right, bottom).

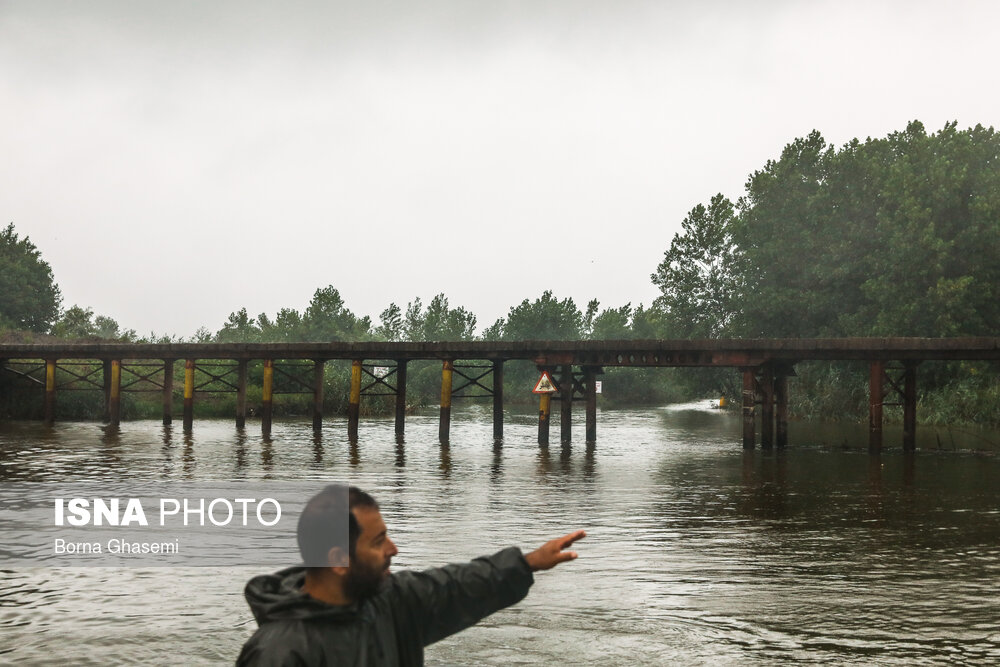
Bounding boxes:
2 1 997 337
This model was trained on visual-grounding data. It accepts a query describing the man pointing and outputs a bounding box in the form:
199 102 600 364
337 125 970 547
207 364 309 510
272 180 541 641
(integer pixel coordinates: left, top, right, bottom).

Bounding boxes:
237 486 586 666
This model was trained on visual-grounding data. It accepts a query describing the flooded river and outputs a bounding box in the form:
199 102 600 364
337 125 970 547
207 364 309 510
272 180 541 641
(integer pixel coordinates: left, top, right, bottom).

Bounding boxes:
2 404 999 665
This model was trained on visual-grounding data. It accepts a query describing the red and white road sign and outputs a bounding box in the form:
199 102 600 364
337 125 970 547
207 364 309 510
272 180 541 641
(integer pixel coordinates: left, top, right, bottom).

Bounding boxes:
532 371 558 394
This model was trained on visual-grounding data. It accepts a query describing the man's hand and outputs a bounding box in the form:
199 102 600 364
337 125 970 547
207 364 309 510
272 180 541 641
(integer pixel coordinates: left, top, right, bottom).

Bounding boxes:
524 530 587 572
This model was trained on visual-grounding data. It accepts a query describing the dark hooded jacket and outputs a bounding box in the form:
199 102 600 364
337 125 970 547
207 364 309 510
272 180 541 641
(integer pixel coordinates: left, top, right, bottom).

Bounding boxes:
237 547 533 666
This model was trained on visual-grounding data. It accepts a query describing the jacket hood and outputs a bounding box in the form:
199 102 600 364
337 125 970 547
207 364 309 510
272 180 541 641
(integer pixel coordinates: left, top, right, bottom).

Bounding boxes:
244 566 362 625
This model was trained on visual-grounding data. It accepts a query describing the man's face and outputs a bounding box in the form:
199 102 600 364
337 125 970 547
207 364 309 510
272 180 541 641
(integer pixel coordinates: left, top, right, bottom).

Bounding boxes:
343 506 398 602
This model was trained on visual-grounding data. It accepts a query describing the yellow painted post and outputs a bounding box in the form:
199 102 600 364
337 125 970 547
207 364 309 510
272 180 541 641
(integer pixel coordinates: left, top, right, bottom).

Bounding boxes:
109 360 122 427
262 359 274 436
439 360 453 443
183 359 195 431
348 359 362 441
44 359 56 424
538 393 551 446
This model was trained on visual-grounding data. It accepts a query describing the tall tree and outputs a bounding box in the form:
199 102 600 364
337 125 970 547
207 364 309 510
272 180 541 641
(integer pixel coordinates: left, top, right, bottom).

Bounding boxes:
0 223 62 332
651 194 739 337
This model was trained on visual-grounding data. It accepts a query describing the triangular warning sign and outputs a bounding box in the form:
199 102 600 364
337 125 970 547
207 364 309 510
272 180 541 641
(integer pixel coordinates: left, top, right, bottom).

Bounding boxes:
532 371 558 394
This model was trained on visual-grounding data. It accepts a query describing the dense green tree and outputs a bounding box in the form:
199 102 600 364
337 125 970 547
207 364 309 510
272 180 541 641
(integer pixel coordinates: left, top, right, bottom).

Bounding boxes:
402 294 477 341
302 286 372 341
375 303 403 341
0 223 62 332
51 304 135 340
651 194 739 337
655 121 1000 339
217 307 260 342
488 291 584 340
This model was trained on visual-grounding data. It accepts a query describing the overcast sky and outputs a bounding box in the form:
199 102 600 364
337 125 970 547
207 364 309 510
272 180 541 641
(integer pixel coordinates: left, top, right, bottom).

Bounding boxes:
2 1 998 338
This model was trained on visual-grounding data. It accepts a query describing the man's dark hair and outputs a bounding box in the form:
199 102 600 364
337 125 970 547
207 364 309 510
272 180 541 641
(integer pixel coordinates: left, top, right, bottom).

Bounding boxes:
297 486 378 570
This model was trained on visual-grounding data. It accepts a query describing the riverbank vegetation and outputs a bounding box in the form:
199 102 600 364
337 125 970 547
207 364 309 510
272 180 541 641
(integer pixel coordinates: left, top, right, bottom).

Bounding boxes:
2 121 998 426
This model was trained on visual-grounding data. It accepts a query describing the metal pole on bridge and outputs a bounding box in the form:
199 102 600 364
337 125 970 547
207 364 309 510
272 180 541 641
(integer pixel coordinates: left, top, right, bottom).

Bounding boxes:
584 366 597 444
560 365 573 444
538 393 551 446
741 368 755 449
261 359 274 437
108 360 122 427
492 360 504 441
44 359 56 425
312 360 325 433
162 360 174 425
903 362 917 451
348 359 362 442
183 359 195 432
439 360 453 443
868 361 884 452
395 360 408 439
236 360 248 429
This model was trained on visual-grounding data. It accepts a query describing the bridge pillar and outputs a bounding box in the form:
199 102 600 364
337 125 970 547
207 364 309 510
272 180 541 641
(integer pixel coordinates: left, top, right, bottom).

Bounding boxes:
439 360 453 443
236 360 248 429
560 364 573 444
760 365 775 449
492 360 504 440
262 359 274 437
348 360 362 441
584 366 598 444
538 393 551 446
44 359 56 425
312 360 325 433
775 372 789 449
108 360 122 427
183 359 195 432
102 359 112 422
162 360 174 425
395 360 407 439
741 368 755 449
869 360 884 451
903 362 917 451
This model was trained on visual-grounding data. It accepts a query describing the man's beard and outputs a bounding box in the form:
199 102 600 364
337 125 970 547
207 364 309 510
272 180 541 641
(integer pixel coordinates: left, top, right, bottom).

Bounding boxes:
343 556 389 602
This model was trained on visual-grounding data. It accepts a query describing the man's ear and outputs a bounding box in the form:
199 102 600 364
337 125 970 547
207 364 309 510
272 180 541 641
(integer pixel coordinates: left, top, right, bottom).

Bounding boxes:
327 545 349 571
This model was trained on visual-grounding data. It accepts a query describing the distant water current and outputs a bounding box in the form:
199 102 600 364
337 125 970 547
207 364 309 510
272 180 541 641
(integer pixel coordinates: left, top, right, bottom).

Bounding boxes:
2 405 999 665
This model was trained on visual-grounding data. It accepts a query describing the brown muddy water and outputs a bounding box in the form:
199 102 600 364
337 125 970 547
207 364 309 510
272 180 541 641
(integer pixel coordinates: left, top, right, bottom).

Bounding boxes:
1 404 999 665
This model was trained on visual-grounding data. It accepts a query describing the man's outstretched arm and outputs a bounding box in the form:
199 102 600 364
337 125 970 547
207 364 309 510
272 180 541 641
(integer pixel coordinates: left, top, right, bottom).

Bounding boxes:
524 529 587 571
391 529 588 646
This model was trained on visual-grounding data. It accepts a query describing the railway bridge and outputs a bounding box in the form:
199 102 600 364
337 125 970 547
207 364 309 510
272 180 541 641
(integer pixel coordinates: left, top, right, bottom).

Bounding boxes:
1 338 997 450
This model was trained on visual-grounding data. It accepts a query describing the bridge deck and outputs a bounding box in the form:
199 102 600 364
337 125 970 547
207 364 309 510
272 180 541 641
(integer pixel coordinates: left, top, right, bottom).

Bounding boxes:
1 337 998 364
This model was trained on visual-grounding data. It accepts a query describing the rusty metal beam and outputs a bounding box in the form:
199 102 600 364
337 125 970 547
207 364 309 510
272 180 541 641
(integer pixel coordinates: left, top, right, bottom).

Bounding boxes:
560 364 573 444
869 360 885 452
262 359 274 437
348 359 362 442
584 366 597 444
903 362 917 451
741 368 755 449
492 360 503 440
162 360 174 425
183 359 195 432
236 359 248 429
439 360 453 444
312 360 324 433
395 360 407 438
